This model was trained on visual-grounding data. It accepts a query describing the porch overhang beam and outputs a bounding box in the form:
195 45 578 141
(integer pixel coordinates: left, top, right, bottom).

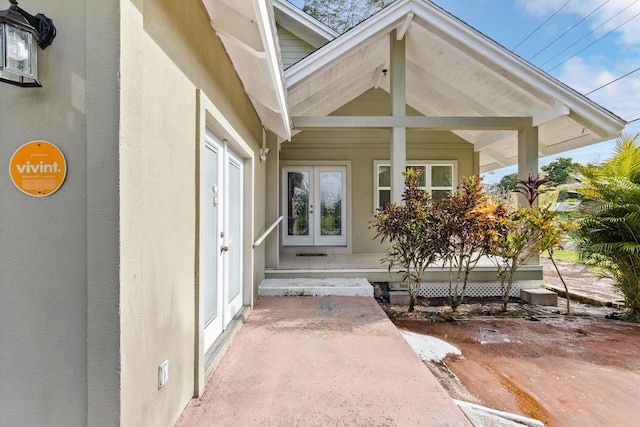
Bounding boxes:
292 116 533 131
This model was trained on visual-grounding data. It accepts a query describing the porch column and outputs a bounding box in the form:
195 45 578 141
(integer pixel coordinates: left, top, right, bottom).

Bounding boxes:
264 130 280 268
517 126 539 200
390 31 406 203
518 125 540 265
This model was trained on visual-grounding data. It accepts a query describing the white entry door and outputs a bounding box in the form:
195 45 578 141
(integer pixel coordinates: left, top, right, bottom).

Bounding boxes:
203 134 243 351
282 166 346 246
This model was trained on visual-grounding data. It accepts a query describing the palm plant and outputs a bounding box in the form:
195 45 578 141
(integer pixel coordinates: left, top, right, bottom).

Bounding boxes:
572 135 640 317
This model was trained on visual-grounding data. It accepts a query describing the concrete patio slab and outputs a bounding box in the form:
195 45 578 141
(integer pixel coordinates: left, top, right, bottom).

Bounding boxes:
175 296 472 426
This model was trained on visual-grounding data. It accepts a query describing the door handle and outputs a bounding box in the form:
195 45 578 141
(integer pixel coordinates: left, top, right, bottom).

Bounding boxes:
220 245 229 252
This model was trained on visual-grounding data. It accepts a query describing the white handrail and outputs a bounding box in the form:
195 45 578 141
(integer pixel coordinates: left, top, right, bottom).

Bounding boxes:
253 216 284 248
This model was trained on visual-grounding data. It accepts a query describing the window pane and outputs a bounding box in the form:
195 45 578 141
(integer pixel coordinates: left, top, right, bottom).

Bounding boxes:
432 166 452 187
319 171 342 236
287 172 309 236
379 190 390 209
228 161 242 302
406 166 426 187
432 189 450 201
378 165 390 187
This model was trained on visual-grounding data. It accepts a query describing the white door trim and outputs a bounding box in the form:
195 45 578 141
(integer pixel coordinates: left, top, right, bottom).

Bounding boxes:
281 164 348 247
196 89 255 396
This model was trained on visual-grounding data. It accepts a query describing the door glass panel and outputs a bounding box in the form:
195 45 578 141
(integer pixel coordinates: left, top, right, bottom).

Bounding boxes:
228 160 242 302
432 165 452 187
204 146 218 327
319 171 342 236
287 171 309 236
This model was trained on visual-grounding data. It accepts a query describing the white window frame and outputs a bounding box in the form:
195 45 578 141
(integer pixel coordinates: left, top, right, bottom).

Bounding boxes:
373 160 458 211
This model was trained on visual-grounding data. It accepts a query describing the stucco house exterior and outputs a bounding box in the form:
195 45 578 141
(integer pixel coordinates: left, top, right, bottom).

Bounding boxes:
0 0 625 426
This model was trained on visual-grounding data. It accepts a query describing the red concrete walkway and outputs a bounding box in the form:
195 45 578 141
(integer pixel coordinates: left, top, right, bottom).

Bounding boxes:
176 296 471 426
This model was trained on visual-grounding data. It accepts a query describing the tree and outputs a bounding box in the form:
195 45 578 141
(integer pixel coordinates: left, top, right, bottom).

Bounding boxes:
542 157 580 187
542 157 581 201
572 134 640 318
303 0 394 34
496 172 518 193
371 169 447 312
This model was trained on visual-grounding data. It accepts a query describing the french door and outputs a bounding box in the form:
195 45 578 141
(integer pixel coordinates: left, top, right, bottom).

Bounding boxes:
203 134 243 350
282 166 346 246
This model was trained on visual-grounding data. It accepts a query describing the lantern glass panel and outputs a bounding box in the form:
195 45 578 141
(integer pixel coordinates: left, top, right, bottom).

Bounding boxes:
5 25 32 77
0 25 4 68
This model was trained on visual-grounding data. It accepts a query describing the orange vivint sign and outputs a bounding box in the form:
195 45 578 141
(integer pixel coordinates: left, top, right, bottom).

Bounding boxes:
9 141 67 197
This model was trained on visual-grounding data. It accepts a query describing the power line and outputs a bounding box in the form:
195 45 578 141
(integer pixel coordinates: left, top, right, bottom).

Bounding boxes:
512 0 572 51
529 0 610 61
541 0 639 68
548 8 640 72
585 66 640 95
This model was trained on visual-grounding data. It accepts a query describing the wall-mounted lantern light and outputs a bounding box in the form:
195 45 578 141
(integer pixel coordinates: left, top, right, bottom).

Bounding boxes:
0 0 56 87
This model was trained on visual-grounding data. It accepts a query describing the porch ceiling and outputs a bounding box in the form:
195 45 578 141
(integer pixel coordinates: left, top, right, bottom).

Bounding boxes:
284 0 626 172
203 0 291 140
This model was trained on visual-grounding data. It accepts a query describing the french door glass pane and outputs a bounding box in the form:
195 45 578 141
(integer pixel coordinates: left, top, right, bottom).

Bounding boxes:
287 171 309 236
204 147 218 327
319 171 342 236
432 165 452 187
228 161 242 302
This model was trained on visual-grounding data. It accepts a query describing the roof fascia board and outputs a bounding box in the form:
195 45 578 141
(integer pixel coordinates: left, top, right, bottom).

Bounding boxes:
255 0 292 139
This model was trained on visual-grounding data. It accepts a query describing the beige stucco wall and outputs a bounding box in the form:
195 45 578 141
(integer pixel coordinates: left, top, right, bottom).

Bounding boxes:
119 1 265 426
281 89 478 253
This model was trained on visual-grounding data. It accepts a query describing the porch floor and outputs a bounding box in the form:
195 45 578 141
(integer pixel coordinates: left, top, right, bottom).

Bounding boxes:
175 296 472 426
276 251 498 270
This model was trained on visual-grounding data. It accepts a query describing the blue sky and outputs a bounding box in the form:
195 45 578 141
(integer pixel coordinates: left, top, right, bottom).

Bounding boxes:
287 0 640 183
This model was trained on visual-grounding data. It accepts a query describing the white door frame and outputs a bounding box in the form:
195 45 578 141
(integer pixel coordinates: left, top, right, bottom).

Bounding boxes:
196 89 255 396
203 134 244 350
282 165 347 247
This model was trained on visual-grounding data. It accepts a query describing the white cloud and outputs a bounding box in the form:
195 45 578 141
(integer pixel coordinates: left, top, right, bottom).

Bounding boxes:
557 57 640 121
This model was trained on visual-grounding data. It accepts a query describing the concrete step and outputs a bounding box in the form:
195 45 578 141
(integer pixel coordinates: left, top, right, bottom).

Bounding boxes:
259 278 373 297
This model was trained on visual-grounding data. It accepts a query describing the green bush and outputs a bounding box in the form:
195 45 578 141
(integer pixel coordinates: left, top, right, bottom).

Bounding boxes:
573 134 640 317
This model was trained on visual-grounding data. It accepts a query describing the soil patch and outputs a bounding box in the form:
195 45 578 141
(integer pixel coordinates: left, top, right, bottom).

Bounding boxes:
389 309 640 426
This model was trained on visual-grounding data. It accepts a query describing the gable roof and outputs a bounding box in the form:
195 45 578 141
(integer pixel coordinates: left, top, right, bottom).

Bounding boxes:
283 0 626 172
273 0 338 49
202 0 291 140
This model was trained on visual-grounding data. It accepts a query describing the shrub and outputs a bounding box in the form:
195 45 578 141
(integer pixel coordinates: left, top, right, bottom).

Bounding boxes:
572 134 640 317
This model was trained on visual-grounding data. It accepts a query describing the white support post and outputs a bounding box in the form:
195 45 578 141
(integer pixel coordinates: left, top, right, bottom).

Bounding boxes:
518 126 540 265
517 126 539 191
390 31 406 204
